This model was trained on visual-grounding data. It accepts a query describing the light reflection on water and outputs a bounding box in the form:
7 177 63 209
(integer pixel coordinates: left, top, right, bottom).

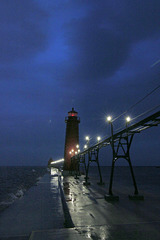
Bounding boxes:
50 167 59 194
49 166 160 239
78 225 110 239
50 167 59 176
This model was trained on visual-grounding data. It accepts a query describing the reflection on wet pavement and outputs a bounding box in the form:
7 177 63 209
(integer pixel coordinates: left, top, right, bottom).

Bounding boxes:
61 174 160 240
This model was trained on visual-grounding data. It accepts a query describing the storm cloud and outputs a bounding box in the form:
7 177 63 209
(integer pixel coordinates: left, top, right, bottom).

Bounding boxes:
0 0 160 165
0 0 48 63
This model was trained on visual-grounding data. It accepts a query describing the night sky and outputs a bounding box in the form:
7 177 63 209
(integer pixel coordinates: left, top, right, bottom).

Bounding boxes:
0 0 160 166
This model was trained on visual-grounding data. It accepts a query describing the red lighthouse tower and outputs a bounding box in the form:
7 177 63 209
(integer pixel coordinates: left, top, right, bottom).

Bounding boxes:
64 108 80 171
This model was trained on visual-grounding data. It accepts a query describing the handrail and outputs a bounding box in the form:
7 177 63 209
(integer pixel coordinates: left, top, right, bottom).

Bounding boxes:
73 110 160 157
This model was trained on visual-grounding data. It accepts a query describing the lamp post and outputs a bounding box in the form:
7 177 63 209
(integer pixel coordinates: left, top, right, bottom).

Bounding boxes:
85 136 89 141
107 116 113 137
105 114 141 200
125 116 139 196
106 116 115 195
84 144 87 149
85 136 90 148
126 116 131 129
97 136 101 143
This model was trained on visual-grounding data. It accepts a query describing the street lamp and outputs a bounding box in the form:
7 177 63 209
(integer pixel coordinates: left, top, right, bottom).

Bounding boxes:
97 136 101 142
84 144 87 149
85 135 90 148
107 115 113 136
85 136 90 141
126 116 131 123
125 116 131 134
107 116 112 122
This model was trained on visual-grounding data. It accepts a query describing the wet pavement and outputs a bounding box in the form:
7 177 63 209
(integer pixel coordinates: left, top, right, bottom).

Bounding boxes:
0 169 160 239
61 174 160 239
0 172 64 239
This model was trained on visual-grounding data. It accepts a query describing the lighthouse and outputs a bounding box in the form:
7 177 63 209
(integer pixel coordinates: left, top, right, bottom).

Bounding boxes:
64 108 80 171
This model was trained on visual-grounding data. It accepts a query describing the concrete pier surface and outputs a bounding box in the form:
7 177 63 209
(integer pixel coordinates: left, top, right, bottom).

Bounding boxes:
0 169 160 239
0 172 64 240
60 174 160 240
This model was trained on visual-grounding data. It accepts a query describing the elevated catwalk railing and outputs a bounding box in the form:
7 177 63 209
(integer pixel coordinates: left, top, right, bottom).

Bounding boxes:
71 110 160 200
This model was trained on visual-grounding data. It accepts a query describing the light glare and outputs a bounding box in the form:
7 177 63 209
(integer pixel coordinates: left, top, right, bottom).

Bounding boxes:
126 116 131 122
85 136 89 141
50 158 64 165
107 116 112 122
97 136 101 141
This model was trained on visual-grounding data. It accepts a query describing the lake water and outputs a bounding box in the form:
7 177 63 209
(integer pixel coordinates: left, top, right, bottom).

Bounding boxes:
0 166 159 214
0 166 47 212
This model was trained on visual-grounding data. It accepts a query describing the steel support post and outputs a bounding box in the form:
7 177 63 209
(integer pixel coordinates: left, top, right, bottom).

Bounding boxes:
107 122 118 200
125 134 139 195
108 158 115 195
83 152 91 185
126 135 144 199
74 156 80 179
108 122 117 196
83 148 104 186
106 130 144 200
95 148 104 185
128 157 138 195
81 155 87 175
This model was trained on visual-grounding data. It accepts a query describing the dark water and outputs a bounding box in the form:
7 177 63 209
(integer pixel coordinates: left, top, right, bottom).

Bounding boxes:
80 166 160 195
0 166 47 212
0 166 159 213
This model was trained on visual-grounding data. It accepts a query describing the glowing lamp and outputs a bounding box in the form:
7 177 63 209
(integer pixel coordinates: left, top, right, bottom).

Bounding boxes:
84 144 87 149
126 116 131 123
107 116 112 122
97 136 101 142
85 136 89 141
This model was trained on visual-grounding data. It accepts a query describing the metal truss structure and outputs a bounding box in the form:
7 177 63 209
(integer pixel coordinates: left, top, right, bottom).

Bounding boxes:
71 111 160 199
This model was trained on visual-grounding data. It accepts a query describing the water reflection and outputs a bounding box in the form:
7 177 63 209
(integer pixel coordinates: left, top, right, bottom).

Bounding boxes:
76 226 110 239
50 167 59 176
50 167 59 194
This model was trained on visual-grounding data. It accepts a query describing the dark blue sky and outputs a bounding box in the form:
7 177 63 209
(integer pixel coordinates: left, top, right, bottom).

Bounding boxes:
0 0 160 166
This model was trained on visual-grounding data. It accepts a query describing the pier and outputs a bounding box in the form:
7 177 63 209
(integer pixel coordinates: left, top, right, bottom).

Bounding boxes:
0 168 159 239
71 110 160 200
0 172 64 240
0 110 159 239
1 1 160 238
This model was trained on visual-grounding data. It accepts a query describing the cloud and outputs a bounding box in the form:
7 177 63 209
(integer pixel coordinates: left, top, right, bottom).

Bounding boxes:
0 0 160 165
115 0 160 41
0 0 49 63
55 0 160 84
63 18 129 82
